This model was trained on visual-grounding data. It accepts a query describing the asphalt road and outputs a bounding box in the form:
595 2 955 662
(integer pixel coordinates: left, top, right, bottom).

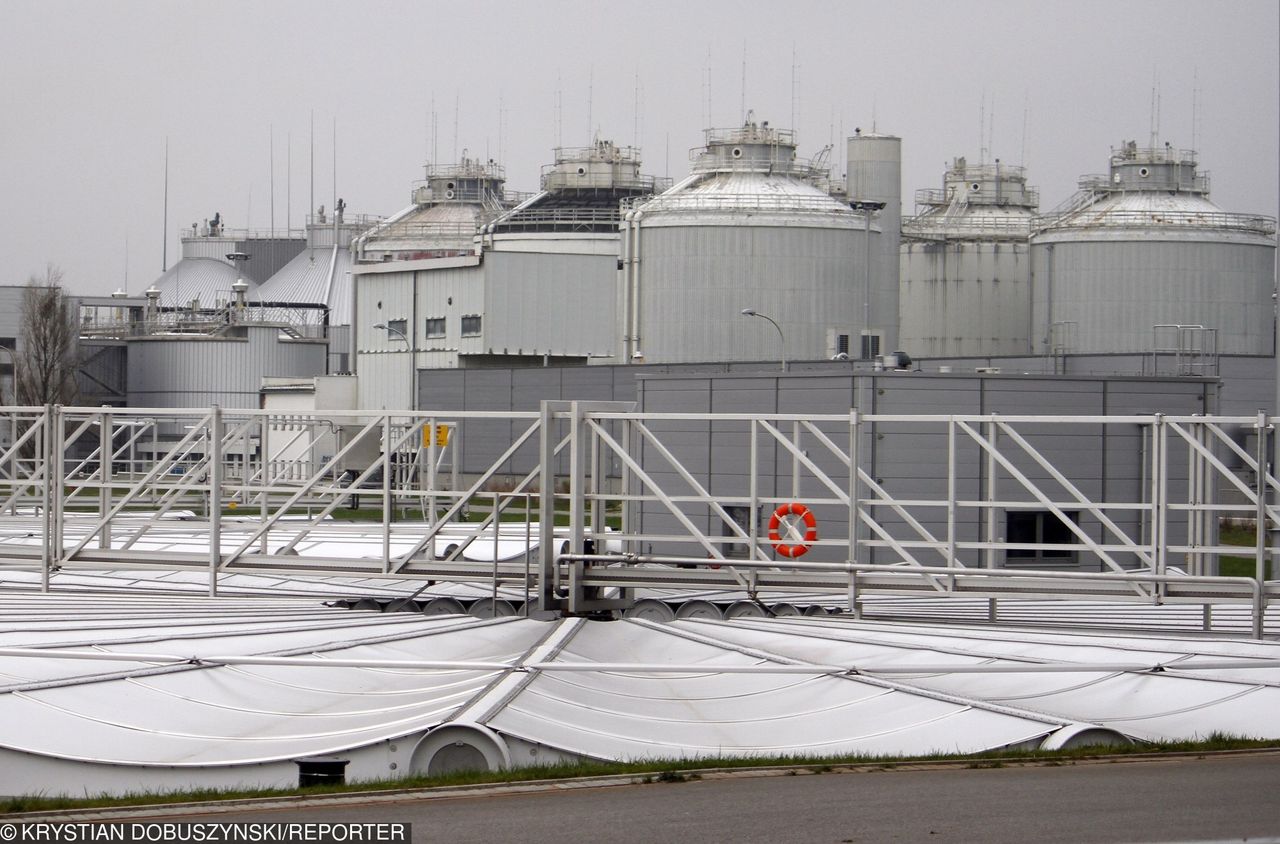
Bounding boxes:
176 752 1280 844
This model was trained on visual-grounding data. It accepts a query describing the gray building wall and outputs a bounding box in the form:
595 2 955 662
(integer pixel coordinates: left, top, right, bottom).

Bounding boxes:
417 362 1219 573
904 353 1273 417
483 251 616 359
636 224 871 364
632 370 1213 570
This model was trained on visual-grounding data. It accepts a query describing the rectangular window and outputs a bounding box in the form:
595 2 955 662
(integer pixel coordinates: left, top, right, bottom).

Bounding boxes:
386 318 408 341
860 332 881 360
1006 510 1079 566
460 315 482 337
719 505 756 559
424 317 446 338
836 334 850 356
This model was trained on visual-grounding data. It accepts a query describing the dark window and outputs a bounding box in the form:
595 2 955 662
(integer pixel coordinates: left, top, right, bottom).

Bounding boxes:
719 505 756 559
386 318 408 341
1006 510 1079 565
836 334 850 356
424 317 446 338
461 315 482 337
860 333 880 360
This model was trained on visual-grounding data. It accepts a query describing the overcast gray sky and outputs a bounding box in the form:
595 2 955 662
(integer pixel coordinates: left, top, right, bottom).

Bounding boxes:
2 0 1276 296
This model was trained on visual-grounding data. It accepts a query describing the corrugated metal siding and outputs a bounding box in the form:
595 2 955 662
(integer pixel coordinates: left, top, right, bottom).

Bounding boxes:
126 328 326 409
257 246 355 324
900 240 1032 356
637 225 868 364
152 258 252 309
1029 238 1275 355
483 252 616 357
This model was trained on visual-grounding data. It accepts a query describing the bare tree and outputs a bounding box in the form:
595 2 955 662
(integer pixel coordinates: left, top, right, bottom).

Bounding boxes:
15 265 79 407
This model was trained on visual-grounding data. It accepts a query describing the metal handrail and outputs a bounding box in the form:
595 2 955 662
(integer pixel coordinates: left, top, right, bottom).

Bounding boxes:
903 214 1035 239
1 405 1275 636
1033 208 1276 235
624 192 859 215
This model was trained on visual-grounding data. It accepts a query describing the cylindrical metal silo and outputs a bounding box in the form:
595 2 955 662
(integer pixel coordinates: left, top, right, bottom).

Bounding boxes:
1030 142 1277 357
900 156 1040 356
847 131 902 355
624 116 875 365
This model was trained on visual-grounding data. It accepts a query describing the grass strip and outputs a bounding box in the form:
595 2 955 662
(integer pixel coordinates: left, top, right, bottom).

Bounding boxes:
4 734 1275 815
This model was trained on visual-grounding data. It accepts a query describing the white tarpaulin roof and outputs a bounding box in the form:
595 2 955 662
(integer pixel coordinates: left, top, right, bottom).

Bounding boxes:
0 590 1276 796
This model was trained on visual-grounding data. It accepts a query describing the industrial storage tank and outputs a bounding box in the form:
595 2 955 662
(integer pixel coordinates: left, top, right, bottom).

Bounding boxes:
354 156 514 263
622 115 875 365
847 131 902 357
900 157 1040 356
258 207 377 372
1029 142 1277 357
463 140 669 365
152 215 305 310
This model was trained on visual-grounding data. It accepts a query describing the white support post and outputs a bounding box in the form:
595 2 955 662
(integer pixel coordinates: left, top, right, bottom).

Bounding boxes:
258 415 268 555
381 413 393 573
849 410 861 569
946 414 957 589
51 405 65 568
538 402 559 612
985 414 998 570
208 405 222 597
749 420 760 561
791 420 801 501
1255 411 1269 585
426 416 438 532
568 403 586 610
99 409 112 550
39 406 51 593
985 414 998 622
1155 414 1168 593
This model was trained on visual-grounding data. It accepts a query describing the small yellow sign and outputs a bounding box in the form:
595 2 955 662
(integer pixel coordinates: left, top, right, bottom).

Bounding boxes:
422 424 451 448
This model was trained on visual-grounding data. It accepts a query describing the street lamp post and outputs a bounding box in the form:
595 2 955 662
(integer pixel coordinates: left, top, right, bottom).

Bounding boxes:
741 308 786 372
374 322 414 411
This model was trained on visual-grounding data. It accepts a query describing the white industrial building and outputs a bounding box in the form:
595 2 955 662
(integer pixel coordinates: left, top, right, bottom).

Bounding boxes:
352 141 666 409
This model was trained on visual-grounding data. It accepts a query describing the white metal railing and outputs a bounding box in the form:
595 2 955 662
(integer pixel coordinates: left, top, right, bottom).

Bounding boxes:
0 404 1275 636
903 214 1034 239
1033 208 1275 235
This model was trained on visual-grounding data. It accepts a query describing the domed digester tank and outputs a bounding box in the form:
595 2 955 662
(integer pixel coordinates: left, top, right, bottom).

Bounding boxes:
621 115 874 365
354 155 509 262
1029 142 1276 356
900 157 1040 356
487 139 665 255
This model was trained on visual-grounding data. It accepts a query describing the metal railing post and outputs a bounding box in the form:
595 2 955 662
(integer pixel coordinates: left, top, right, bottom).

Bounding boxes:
381 413 393 573
39 405 52 592
1255 412 1270 586
538 402 559 611
99 407 112 550
208 405 222 597
51 405 65 569
850 410 861 569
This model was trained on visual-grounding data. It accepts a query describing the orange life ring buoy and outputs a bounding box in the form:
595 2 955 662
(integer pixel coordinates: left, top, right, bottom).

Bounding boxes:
768 502 818 558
